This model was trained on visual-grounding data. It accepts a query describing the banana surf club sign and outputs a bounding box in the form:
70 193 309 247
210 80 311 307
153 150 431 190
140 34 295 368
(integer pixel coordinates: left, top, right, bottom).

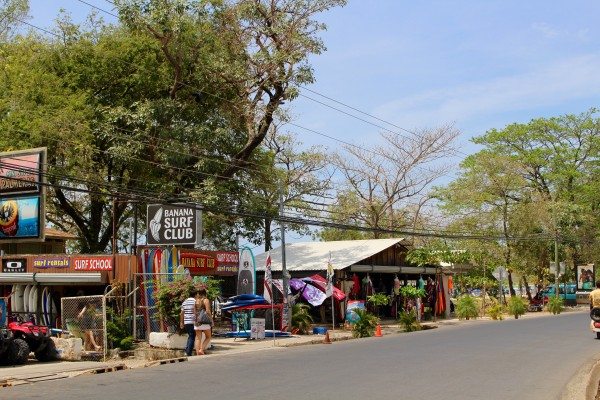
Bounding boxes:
146 204 202 246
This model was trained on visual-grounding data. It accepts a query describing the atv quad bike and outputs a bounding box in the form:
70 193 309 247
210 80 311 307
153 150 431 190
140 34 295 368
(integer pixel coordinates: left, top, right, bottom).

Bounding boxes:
0 328 29 365
8 321 58 362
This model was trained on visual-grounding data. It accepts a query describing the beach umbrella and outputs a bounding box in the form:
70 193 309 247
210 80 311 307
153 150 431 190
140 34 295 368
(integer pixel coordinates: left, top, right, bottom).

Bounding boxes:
301 275 346 301
289 278 327 306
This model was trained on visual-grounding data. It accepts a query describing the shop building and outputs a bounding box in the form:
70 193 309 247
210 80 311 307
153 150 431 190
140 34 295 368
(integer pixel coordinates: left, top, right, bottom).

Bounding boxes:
255 238 456 320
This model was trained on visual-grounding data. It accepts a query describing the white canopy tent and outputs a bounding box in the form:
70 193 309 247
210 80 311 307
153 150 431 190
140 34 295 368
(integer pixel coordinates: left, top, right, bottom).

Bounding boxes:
254 238 409 273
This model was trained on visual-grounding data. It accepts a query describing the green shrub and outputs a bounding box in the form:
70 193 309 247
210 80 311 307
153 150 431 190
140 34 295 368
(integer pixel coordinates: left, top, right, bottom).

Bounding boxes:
155 276 221 328
398 309 421 332
367 293 390 307
119 336 134 351
106 308 132 350
291 303 313 334
456 295 478 320
487 303 504 320
400 286 426 299
507 296 526 319
546 297 563 315
352 309 379 338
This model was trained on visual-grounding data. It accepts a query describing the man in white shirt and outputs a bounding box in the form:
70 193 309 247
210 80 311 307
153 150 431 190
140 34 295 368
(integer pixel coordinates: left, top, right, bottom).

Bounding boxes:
180 290 198 356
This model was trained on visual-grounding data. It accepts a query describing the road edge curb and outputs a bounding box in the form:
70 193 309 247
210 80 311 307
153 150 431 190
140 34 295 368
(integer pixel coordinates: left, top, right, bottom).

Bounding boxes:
560 356 600 400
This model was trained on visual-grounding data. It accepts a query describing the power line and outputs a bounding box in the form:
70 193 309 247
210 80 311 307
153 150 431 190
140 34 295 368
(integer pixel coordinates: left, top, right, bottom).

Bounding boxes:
45 4 462 179
0 160 556 242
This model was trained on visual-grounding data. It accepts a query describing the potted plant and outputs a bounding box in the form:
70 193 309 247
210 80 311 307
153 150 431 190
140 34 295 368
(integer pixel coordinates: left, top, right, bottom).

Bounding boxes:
507 296 526 319
351 309 379 338
291 303 313 334
546 296 563 315
398 309 421 332
455 295 478 320
486 303 504 320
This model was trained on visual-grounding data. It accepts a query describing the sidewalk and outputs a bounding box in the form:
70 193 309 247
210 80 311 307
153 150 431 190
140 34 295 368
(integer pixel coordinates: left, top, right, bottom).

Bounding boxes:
0 307 587 387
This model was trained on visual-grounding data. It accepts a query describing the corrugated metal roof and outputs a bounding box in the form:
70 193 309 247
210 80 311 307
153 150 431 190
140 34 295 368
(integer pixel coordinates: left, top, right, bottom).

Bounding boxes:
254 238 407 272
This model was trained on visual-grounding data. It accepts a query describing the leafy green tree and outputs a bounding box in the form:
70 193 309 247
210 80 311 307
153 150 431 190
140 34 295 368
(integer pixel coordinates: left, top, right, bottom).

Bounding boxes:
0 0 346 252
0 0 28 40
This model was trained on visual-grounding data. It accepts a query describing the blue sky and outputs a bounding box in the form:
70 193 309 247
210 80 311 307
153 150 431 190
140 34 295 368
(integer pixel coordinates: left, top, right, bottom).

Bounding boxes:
27 1 600 156
26 1 600 247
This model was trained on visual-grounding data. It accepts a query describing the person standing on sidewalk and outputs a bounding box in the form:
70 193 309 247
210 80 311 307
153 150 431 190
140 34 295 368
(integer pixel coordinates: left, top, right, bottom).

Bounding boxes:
180 290 197 356
194 288 213 355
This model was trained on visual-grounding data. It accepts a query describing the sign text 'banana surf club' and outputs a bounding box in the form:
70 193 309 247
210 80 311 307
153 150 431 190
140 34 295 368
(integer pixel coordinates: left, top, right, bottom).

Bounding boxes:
146 204 202 246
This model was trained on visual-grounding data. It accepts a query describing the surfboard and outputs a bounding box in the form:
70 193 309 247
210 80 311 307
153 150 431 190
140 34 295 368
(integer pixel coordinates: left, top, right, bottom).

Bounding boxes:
168 247 176 281
237 247 256 295
41 287 50 326
23 285 31 313
50 296 57 327
160 248 169 285
10 285 16 313
30 286 38 317
15 285 24 313
145 248 156 332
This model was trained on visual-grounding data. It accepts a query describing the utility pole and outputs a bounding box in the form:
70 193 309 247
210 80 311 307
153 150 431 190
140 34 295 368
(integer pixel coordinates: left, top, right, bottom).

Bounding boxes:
279 185 291 330
554 234 560 298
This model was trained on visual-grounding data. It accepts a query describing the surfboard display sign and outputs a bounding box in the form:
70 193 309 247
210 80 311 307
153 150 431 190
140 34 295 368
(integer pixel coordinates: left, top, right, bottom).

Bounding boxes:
146 204 202 246
2 258 27 273
237 247 255 295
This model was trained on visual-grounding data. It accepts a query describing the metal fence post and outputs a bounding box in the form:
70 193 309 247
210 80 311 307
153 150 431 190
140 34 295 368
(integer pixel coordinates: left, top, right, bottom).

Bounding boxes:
133 273 137 341
103 295 107 362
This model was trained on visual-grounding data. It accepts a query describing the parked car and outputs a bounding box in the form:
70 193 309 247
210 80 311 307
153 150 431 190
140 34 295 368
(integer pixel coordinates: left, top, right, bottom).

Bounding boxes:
540 283 577 306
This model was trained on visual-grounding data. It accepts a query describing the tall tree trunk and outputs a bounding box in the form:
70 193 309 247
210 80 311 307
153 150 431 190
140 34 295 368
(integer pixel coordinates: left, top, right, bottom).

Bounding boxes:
264 217 272 252
523 275 532 301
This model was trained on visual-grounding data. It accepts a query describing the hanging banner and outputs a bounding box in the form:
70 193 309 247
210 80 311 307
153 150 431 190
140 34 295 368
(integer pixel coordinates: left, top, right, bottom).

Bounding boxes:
146 204 202 246
237 247 255 295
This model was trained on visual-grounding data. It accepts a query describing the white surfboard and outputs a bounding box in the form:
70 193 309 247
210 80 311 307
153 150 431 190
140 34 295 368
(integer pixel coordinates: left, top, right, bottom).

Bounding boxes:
41 287 48 325
23 285 31 313
15 285 25 313
10 285 16 313
29 285 38 315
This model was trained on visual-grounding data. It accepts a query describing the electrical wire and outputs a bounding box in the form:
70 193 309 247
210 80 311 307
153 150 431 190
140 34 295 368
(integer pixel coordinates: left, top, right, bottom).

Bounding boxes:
0 160 556 242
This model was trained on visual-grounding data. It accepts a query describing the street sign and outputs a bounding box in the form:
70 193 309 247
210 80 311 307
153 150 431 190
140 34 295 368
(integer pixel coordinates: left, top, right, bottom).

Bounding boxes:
146 204 202 246
492 266 506 280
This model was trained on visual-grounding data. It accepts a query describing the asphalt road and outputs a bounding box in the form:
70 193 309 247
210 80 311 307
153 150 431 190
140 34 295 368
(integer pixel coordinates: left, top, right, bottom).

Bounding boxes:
3 311 598 400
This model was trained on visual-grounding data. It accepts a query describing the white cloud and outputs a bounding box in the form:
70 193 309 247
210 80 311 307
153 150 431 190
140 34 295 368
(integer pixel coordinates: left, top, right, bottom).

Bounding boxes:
531 22 589 41
374 54 600 129
532 22 560 38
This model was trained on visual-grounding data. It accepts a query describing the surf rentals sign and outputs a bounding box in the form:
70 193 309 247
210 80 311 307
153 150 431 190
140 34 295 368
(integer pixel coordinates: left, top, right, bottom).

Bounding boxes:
146 204 202 246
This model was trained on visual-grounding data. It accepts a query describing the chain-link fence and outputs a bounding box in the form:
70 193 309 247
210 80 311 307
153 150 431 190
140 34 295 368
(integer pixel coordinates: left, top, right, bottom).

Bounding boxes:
133 273 181 340
61 295 105 361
